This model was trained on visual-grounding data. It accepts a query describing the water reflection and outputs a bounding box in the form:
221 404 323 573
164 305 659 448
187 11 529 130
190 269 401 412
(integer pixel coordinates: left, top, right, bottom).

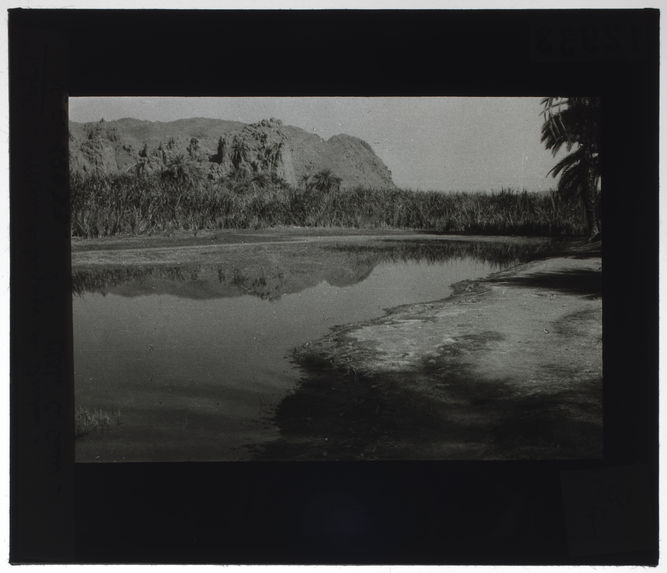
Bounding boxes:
72 238 554 300
73 236 558 462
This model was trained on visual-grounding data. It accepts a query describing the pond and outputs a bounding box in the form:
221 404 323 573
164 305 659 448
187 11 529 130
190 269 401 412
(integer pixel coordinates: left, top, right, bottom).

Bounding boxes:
73 236 554 462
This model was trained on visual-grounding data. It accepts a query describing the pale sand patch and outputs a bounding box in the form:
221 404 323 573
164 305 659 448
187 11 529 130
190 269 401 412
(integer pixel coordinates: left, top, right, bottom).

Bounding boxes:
296 253 602 397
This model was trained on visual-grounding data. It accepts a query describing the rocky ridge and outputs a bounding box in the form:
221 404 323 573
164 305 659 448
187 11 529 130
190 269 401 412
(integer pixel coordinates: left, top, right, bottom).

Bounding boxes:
69 117 396 190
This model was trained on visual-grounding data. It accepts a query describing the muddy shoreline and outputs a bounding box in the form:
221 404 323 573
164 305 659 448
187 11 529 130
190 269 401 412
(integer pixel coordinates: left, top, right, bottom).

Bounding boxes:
258 240 602 461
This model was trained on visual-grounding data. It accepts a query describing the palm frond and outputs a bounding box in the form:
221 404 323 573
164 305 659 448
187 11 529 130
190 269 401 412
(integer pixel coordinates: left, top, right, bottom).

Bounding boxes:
547 147 585 178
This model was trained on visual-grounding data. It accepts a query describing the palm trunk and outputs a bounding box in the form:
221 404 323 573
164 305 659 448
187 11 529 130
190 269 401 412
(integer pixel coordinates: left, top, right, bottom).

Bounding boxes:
582 147 601 241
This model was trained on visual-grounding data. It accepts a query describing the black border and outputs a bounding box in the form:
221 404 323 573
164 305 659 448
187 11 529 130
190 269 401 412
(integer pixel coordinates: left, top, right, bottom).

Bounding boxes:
9 9 659 564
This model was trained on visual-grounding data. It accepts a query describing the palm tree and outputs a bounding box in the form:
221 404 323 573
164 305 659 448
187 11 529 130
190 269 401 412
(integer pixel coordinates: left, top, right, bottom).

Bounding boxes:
231 137 249 170
249 172 269 193
163 153 203 186
214 137 227 164
299 173 311 190
541 96 601 240
187 137 201 160
262 140 283 171
304 169 342 194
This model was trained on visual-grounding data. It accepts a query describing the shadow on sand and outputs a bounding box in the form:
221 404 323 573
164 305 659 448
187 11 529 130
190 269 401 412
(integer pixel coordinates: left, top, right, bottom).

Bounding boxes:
257 322 602 461
490 268 601 299
255 358 602 461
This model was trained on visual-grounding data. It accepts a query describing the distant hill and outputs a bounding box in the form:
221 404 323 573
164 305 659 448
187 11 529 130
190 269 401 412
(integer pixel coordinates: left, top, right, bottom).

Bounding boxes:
69 117 397 190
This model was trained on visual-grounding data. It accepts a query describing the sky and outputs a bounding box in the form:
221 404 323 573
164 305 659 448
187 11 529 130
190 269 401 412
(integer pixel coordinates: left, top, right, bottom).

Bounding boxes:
69 96 566 192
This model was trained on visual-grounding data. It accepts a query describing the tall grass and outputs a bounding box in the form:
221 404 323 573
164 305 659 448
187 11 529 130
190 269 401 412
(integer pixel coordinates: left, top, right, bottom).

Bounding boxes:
70 172 587 238
75 406 120 438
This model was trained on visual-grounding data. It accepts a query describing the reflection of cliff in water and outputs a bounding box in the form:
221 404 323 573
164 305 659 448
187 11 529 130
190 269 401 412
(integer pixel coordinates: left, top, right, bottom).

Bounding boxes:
72 239 555 301
72 255 378 301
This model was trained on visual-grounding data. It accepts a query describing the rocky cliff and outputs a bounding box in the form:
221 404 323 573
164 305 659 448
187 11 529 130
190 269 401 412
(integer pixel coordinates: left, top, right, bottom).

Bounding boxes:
69 117 396 190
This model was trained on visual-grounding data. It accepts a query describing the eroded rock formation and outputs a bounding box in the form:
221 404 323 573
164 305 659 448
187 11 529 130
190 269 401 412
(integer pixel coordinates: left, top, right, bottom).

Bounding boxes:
69 117 396 190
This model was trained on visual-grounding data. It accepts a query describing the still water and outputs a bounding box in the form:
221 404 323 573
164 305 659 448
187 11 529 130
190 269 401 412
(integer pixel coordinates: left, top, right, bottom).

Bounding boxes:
73 237 551 461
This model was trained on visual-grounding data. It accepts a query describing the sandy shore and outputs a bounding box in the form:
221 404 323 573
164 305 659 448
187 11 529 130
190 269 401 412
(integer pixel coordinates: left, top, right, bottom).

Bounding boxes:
261 241 602 460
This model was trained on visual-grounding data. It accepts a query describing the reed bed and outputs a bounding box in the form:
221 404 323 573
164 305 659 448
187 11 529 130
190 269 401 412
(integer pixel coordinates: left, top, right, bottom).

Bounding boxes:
70 172 587 238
